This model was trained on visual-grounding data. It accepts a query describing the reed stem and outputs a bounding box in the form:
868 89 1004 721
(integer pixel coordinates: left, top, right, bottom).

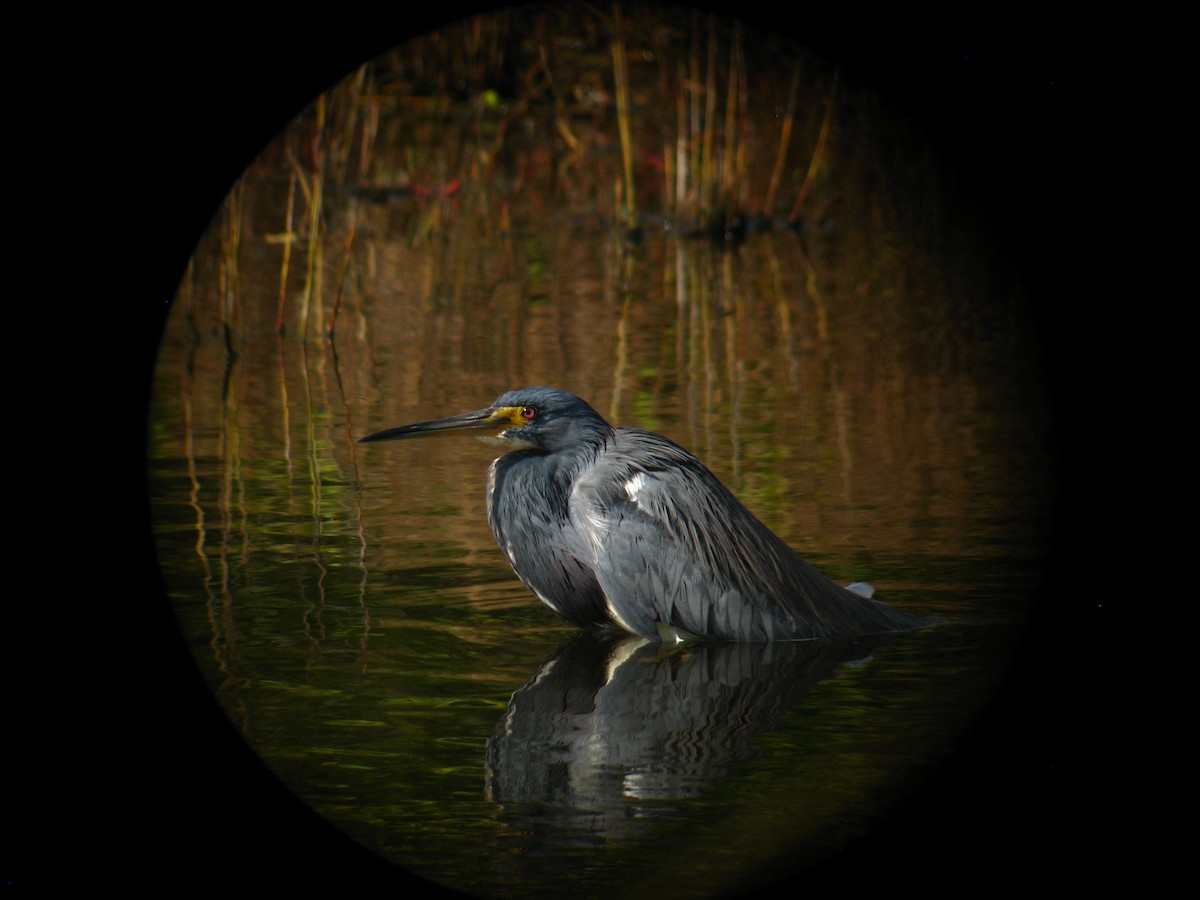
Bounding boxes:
611 5 636 227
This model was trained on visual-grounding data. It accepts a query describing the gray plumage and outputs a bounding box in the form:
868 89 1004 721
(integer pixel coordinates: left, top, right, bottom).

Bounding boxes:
362 387 922 642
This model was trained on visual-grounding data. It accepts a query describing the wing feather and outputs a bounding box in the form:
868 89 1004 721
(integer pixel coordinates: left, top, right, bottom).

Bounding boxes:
569 430 786 640
570 428 917 641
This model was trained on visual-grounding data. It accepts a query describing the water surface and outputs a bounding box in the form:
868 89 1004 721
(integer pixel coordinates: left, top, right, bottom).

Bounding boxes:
147 7 1055 896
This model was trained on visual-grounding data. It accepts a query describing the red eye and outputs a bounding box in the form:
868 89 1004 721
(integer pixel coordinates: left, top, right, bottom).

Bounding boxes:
521 406 537 420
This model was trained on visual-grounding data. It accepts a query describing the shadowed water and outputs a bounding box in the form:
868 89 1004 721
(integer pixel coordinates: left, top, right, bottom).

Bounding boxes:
147 7 1055 898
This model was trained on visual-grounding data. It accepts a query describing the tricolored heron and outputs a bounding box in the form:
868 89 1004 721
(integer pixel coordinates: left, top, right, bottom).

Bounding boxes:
360 387 922 643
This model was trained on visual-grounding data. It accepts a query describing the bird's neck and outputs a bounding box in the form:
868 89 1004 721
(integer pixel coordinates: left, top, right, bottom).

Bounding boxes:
530 444 590 486
497 439 600 512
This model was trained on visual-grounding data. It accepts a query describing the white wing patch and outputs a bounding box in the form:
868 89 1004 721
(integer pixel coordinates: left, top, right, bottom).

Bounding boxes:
623 471 648 507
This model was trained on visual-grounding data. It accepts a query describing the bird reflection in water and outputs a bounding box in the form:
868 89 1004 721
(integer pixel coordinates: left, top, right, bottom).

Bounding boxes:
483 629 896 845
361 387 922 643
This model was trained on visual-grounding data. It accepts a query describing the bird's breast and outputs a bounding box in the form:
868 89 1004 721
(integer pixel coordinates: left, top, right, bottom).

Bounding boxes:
484 451 611 628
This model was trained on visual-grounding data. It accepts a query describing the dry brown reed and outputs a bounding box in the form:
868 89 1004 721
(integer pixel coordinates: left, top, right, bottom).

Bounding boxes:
231 6 839 341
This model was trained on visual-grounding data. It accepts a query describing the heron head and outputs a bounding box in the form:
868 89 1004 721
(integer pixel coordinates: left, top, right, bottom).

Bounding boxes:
359 387 613 454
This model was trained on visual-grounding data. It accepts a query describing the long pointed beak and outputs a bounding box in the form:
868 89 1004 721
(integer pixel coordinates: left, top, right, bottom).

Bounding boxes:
359 406 520 443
